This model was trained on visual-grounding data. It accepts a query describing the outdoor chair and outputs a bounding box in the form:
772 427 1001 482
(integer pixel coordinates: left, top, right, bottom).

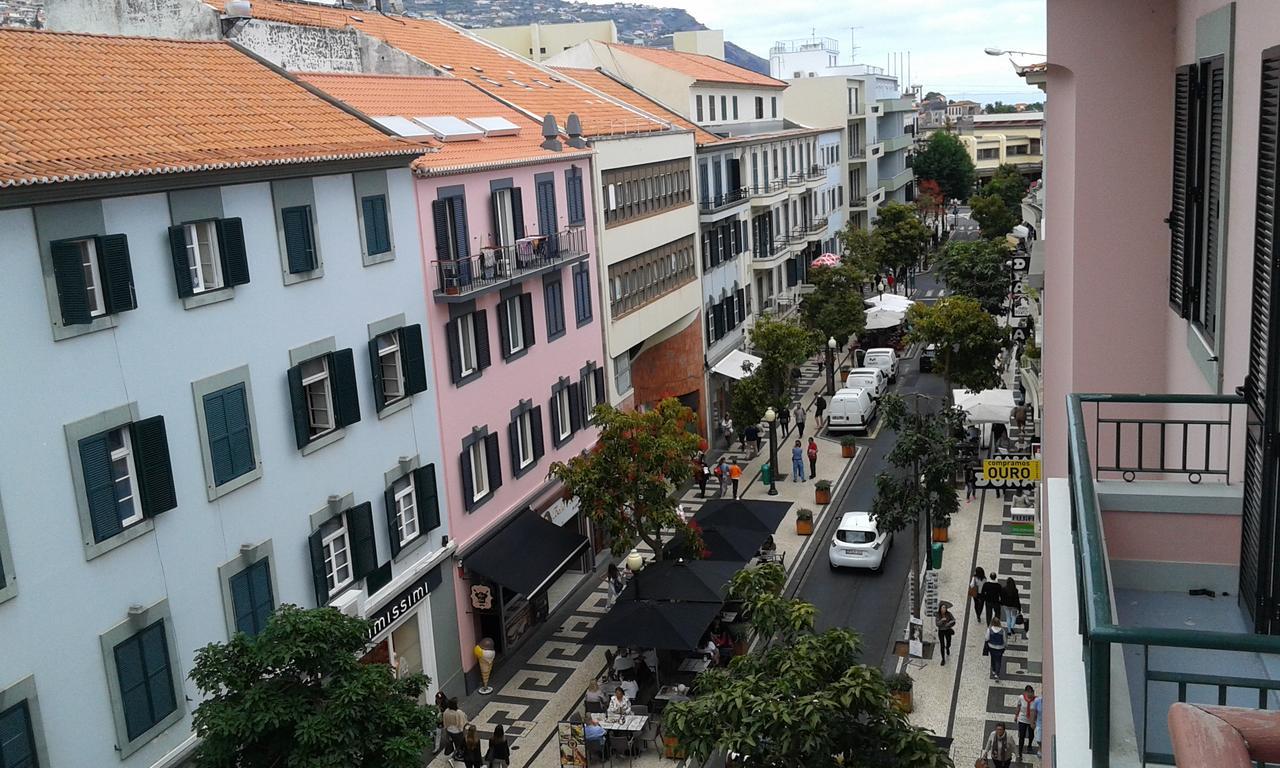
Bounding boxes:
585 700 605 714
631 704 648 715
608 734 635 766
636 717 661 752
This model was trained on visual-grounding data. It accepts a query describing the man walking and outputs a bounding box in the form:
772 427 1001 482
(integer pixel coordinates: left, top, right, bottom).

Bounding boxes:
813 394 826 425
791 440 805 483
695 454 709 498
965 463 978 503
729 459 742 499
778 405 791 436
806 437 818 479
744 423 760 458
794 404 806 438
716 457 730 497
1015 685 1037 761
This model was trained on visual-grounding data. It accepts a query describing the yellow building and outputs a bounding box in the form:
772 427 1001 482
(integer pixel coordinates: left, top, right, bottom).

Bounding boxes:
471 20 618 62
957 112 1044 179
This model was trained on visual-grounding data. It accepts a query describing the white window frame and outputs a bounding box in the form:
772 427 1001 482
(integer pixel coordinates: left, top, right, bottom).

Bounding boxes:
504 296 525 355
458 315 478 377
108 427 143 529
77 238 105 317
469 440 489 501
392 475 420 546
376 331 405 405
555 386 572 442
585 371 599 414
515 410 535 469
493 188 517 247
184 220 224 294
301 357 334 438
322 522 353 596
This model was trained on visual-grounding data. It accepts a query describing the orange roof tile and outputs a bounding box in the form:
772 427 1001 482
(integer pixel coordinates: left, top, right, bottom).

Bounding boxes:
0 28 423 188
204 0 674 139
296 72 589 173
602 42 787 88
552 67 719 145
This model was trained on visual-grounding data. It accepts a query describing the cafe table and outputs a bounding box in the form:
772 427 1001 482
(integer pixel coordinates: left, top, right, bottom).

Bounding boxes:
676 657 710 674
600 714 648 733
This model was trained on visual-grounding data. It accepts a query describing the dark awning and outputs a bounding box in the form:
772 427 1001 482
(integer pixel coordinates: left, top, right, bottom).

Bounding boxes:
664 524 764 563
462 508 589 597
693 499 791 534
582 599 723 651
619 559 741 603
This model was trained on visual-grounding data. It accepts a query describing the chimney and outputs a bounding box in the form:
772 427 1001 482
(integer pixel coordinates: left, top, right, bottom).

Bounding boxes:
541 114 563 151
566 113 587 148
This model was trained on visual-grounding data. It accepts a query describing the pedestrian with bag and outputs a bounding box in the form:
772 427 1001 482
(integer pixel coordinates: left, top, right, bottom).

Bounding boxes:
442 698 468 759
484 724 511 768
1015 685 1037 761
981 569 1004 624
694 454 709 498
935 602 956 666
729 459 743 499
794 404 807 438
716 457 730 497
751 422 764 455
1031 691 1044 757
778 405 791 436
744 423 760 458
806 437 819 479
434 691 449 756
984 617 1007 681
969 567 987 622
981 723 1014 768
721 417 735 450
1001 577 1022 632
791 440 805 483
965 464 978 502
814 394 826 424
606 563 625 608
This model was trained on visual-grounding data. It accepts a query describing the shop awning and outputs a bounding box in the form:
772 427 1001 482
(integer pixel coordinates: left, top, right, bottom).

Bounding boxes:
693 499 791 534
461 508 589 597
582 599 724 651
619 559 742 603
710 350 763 381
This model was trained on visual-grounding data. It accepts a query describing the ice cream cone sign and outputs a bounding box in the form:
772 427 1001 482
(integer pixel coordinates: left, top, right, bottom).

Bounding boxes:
473 644 485 661
477 637 496 694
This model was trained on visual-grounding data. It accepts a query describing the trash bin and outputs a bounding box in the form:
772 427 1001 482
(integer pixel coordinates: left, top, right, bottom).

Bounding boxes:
761 462 772 486
930 542 944 569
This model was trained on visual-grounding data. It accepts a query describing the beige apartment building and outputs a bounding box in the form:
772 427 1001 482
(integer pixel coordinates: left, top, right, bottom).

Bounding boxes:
471 19 618 62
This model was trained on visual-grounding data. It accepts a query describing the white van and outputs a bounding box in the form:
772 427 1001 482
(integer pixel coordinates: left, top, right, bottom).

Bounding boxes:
827 387 877 433
863 347 899 384
844 367 887 400
828 511 892 571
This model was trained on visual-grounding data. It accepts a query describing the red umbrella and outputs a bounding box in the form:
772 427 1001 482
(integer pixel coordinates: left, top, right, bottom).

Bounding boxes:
811 252 841 268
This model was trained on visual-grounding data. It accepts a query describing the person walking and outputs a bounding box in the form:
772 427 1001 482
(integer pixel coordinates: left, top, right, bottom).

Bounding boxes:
434 691 449 755
981 569 1004 624
1015 685 1037 761
985 617 1007 681
485 724 511 768
606 563 625 608
806 437 819 479
717 457 730 497
1001 577 1022 632
459 724 484 768
794 404 806 438
1031 691 1044 757
778 405 791 436
744 423 760 458
443 698 468 759
982 723 1014 768
964 463 978 502
935 602 956 666
695 454 709 498
751 422 764 455
970 567 988 623
791 440 805 483
720 416 735 450
814 394 826 424
729 459 743 499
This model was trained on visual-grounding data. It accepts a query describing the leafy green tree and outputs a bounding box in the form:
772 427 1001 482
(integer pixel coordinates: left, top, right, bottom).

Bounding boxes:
727 370 781 445
550 398 700 560
839 220 884 289
935 238 1012 314
190 605 438 768
906 296 1008 394
923 90 946 102
983 101 1019 114
969 192 1016 239
912 131 976 202
870 395 967 616
749 315 819 402
663 563 952 767
872 201 931 280
984 163 1029 219
800 263 868 347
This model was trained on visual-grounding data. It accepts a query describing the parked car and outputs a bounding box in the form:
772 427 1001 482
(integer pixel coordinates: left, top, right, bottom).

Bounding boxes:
828 511 893 571
827 387 877 434
845 367 887 400
863 347 899 383
919 344 937 373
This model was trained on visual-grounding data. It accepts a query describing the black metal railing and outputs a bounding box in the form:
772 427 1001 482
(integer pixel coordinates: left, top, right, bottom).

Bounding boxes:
806 165 824 180
749 180 786 197
433 227 587 298
786 173 805 187
803 218 825 234
753 237 789 260
1091 398 1237 483
698 187 748 212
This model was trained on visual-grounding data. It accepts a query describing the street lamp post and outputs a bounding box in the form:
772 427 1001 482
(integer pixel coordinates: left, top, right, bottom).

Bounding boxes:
764 407 779 496
825 337 837 397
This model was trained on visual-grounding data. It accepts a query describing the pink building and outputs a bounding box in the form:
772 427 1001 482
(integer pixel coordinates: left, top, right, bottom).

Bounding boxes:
301 74 605 688
1035 1 1280 765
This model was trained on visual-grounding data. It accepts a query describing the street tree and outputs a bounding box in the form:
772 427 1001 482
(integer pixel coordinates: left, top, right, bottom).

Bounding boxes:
935 238 1012 315
968 192 1016 239
190 605 438 768
663 563 953 767
870 395 967 617
923 90 946 102
913 131 976 202
801 262 868 347
749 315 820 401
906 296 1008 394
915 178 945 226
984 163 1029 220
839 220 884 288
727 369 783 445
549 398 701 561
872 201 932 281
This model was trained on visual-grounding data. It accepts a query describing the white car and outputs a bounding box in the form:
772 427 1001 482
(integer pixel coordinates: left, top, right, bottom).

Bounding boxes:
828 511 892 571
844 367 887 400
863 348 899 384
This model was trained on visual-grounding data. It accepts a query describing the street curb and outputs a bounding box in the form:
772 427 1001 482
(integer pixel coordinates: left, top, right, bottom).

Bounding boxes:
781 443 870 600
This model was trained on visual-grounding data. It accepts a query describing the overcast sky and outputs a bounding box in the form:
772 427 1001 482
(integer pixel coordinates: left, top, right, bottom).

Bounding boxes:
596 0 1047 104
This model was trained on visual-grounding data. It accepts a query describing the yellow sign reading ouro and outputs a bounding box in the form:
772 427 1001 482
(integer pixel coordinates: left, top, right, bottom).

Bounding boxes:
982 459 1042 483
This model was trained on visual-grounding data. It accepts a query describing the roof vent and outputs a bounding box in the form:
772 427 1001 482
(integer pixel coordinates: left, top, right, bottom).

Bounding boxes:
467 116 522 137
349 14 363 22
566 113 587 148
225 0 251 16
470 65 484 73
414 116 485 142
532 79 553 89
541 114 563 152
441 64 454 71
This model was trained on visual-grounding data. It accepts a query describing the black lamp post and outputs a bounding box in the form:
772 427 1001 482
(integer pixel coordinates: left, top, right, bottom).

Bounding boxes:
764 406 779 496
825 337 837 397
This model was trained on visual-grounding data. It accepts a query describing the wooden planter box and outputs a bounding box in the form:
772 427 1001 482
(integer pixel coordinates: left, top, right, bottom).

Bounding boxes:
891 690 914 713
932 526 950 543
796 518 813 535
815 488 831 504
663 736 686 759
841 443 855 458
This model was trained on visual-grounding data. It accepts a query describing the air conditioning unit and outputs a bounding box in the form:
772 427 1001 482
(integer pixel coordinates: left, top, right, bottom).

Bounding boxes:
330 589 365 619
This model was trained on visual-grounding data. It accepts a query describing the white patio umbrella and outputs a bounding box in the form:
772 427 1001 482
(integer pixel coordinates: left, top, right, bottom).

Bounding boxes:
865 293 915 312
865 307 906 330
952 389 1017 424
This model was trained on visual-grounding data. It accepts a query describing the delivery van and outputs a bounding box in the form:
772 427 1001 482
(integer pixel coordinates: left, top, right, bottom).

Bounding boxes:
844 367 887 400
827 387 877 434
863 347 899 383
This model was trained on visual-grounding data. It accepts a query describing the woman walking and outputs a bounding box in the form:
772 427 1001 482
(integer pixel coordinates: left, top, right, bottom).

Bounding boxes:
794 404 807 438
935 602 956 666
485 724 511 768
982 723 1014 768
964 463 978 502
1001 577 1022 632
814 394 826 424
1015 685 1037 761
694 454 709 498
969 567 987 623
985 617 1007 681
806 437 819 479
460 724 484 768
791 440 805 483
778 406 791 435
606 563 625 608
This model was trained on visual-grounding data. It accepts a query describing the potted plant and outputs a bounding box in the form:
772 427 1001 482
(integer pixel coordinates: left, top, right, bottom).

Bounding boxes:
814 479 832 505
887 672 914 713
932 510 951 543
795 507 814 536
840 436 858 458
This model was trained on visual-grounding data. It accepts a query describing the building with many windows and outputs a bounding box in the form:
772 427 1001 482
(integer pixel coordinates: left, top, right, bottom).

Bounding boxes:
0 29 456 767
920 112 1045 181
471 19 618 63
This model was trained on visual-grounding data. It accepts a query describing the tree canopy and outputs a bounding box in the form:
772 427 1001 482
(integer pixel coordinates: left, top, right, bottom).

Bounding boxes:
913 131 976 202
983 101 1043 113
984 163 1029 220
968 192 1016 239
906 296 1007 393
801 263 869 347
749 315 820 401
839 220 884 280
549 398 701 561
872 201 931 278
935 238 1012 315
190 605 438 768
915 179 945 222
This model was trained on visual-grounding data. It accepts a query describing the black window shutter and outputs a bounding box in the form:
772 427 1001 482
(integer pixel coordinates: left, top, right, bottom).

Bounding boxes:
79 433 121 542
511 187 527 239
737 287 747 323
568 382 583 433
520 292 536 348
217 218 251 287
307 529 329 605
286 364 311 449
383 484 402 557
130 416 177 516
96 234 137 314
1246 49 1280 417
508 418 521 470
432 199 452 259
725 293 736 328
345 502 377 580
550 390 562 445
451 196 470 260
460 448 475 511
399 324 428 396
205 386 253 485
167 225 195 298
1200 58 1226 338
474 309 491 370
51 240 92 325
1169 63 1199 316
282 206 316 273
593 368 606 406
362 196 391 255
446 319 463 384
484 432 503 491
330 348 361 428
531 405 545 459
414 464 440 533
497 300 512 358
713 302 725 338
367 337 387 412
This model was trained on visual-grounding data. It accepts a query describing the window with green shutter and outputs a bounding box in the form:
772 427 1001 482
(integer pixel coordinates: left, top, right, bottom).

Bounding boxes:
203 384 255 486
229 558 274 637
0 700 37 768
113 620 177 742
281 205 317 274
361 195 392 256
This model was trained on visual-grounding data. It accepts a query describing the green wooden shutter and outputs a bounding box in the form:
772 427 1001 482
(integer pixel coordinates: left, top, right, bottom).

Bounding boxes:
79 433 122 542
511 187 526 238
497 300 512 358
473 309 491 369
399 324 428 396
460 448 475 511
431 198 452 260
231 560 273 636
96 234 136 314
116 621 175 741
362 195 392 255
51 239 92 325
531 405 545 459
345 502 377 580
281 206 316 273
204 385 254 486
414 463 440 533
550 389 562 446
286 364 310 449
508 418 521 473
329 349 361 429
1169 64 1199 316
166 225 196 298
1200 58 1226 339
520 292 536 348
216 218 251 287
446 319 463 384
307 529 329 605
366 336 387 412
594 368 606 406
130 417 176 516
0 701 34 767
450 196 470 260
568 382 583 433
383 484 402 557
484 432 502 492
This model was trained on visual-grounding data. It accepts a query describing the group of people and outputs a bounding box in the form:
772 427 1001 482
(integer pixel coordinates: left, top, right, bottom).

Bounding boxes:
694 454 745 499
983 685 1043 766
437 695 511 768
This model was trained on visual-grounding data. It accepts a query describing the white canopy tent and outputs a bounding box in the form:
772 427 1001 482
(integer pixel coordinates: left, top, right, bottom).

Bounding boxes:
953 389 1017 424
865 306 906 330
865 293 915 312
711 350 763 380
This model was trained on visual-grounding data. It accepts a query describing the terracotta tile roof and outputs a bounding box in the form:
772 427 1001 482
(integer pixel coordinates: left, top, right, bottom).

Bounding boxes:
204 0 673 138
0 28 423 188
296 72 590 173
602 42 787 88
551 67 719 145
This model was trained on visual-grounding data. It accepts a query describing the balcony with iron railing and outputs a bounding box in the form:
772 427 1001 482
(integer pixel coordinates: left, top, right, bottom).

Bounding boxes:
1053 392 1280 766
848 148 868 163
805 164 825 180
432 226 588 301
802 218 826 238
786 173 805 188
698 187 749 216
751 236 790 265
749 180 788 207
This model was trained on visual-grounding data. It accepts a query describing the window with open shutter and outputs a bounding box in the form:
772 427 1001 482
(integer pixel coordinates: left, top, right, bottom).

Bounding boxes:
130 417 176 517
474 309 492 370
1170 64 1200 316
307 529 329 605
414 463 440 534
281 206 316 274
1197 57 1227 340
484 433 502 493
51 239 93 325
217 218 250 287
399 324 428 396
345 502 377 581
80 432 123 543
328 349 361 428
96 234 137 314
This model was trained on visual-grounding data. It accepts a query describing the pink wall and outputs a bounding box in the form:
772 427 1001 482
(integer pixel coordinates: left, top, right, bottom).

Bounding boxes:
1102 510 1241 565
413 158 604 670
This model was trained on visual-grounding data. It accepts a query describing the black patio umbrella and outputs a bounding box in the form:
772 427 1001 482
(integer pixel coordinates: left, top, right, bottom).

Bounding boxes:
693 499 791 534
665 524 764 563
619 558 741 603
581 599 723 651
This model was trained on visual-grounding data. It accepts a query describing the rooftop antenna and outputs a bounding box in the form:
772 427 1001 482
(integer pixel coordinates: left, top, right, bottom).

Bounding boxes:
849 26 861 64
